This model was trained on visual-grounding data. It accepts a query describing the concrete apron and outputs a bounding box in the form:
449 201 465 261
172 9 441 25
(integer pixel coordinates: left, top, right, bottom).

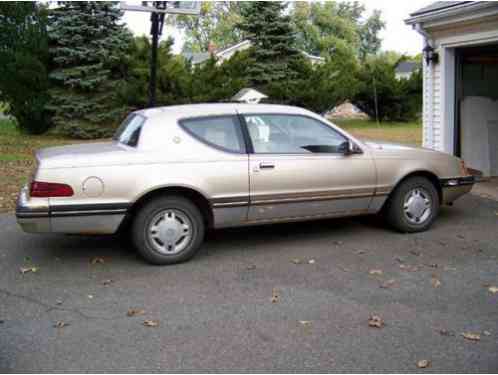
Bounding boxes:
471 177 498 201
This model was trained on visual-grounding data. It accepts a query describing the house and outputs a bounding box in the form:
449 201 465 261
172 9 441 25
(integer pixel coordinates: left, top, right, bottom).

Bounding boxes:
183 40 325 67
406 1 498 177
231 88 268 104
395 61 419 80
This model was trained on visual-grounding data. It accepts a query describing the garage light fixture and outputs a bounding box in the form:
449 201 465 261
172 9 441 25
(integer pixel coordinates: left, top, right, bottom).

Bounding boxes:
423 45 439 65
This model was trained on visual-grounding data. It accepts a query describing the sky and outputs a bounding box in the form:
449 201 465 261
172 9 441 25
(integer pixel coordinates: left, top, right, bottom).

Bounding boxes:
122 0 434 56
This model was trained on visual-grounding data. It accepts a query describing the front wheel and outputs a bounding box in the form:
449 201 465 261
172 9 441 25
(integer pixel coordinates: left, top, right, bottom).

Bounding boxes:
132 196 205 265
384 176 440 233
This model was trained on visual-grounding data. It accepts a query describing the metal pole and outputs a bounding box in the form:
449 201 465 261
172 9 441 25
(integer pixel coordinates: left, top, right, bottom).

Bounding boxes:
148 11 159 107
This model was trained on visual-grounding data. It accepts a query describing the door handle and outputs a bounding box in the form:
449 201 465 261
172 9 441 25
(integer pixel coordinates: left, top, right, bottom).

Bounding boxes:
259 162 275 169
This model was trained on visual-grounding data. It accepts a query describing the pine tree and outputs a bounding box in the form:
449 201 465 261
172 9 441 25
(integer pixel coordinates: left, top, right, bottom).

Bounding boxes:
238 2 301 87
47 2 132 139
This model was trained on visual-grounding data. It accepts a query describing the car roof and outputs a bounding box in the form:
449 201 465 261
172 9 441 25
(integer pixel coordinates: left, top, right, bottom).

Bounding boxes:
135 103 312 120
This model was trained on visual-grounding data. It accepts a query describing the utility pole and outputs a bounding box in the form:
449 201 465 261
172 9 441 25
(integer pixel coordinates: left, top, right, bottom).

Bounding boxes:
120 1 201 108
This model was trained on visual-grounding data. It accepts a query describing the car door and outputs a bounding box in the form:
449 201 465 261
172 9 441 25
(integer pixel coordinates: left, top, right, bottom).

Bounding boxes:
242 113 376 222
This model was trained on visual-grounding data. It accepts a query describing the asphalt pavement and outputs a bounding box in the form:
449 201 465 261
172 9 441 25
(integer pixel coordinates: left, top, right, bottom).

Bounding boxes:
1 194 497 372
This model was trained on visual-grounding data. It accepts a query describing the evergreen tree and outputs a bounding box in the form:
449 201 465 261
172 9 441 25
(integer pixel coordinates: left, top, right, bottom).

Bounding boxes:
0 2 50 134
47 2 132 139
238 2 300 86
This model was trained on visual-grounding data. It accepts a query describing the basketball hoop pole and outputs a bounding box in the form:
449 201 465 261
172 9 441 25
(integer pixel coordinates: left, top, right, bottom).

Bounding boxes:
120 1 200 108
148 3 166 107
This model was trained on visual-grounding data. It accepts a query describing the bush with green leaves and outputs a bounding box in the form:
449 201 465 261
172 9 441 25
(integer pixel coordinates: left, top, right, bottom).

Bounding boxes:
353 56 422 122
0 2 50 134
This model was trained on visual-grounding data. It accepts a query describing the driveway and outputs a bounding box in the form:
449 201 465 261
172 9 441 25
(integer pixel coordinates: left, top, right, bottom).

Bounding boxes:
1 194 497 372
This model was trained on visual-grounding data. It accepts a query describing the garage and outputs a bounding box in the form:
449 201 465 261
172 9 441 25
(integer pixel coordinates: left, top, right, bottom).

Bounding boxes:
406 1 498 178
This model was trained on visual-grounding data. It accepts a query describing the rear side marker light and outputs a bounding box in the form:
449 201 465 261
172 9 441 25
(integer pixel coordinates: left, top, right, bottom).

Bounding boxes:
30 181 74 197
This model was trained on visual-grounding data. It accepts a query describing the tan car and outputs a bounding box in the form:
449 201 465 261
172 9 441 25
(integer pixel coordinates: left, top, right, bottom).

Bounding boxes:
16 104 474 264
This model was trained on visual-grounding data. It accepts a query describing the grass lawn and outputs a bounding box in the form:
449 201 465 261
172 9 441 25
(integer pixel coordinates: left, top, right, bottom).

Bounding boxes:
0 117 422 213
0 119 75 213
332 118 422 146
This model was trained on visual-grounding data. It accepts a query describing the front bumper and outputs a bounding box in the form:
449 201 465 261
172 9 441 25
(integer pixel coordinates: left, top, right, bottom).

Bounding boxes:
440 176 475 204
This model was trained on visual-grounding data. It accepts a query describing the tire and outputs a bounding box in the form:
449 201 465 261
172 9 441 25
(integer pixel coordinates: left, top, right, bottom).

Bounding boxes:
132 195 205 265
384 176 440 233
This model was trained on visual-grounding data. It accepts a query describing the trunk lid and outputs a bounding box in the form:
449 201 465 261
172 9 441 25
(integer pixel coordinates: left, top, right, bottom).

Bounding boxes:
36 141 131 169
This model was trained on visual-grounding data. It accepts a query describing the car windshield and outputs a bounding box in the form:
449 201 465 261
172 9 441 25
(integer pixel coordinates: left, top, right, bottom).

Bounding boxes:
113 114 146 147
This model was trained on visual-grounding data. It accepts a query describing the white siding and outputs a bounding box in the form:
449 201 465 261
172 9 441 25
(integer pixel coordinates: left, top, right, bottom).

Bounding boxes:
422 59 443 151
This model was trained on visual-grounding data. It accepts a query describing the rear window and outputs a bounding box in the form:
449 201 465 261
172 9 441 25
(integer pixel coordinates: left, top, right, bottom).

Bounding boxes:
113 114 146 147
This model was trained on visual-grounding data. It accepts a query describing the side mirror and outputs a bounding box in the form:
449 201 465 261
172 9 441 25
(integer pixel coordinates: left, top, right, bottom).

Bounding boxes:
340 140 362 155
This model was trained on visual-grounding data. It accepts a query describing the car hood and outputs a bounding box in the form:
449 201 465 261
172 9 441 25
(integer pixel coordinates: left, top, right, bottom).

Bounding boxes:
364 140 444 158
36 141 131 168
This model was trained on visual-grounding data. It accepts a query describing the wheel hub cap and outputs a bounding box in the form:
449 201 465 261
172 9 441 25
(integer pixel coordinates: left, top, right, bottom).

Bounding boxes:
403 188 432 224
148 209 192 254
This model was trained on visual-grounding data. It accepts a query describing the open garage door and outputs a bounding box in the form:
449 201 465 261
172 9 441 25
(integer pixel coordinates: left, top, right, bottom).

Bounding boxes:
456 45 498 177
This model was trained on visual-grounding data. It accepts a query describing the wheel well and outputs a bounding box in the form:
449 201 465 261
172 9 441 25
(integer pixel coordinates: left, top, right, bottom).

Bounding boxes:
121 187 213 232
389 171 443 204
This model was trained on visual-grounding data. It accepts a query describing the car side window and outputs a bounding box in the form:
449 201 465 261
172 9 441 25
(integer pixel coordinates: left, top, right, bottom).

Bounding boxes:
244 114 348 154
180 116 245 153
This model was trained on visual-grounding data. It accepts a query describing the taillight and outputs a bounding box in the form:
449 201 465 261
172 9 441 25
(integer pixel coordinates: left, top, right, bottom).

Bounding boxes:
30 181 74 197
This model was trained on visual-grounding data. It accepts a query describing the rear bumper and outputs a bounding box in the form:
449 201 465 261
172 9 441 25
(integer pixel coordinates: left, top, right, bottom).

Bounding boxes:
16 185 128 235
440 176 475 204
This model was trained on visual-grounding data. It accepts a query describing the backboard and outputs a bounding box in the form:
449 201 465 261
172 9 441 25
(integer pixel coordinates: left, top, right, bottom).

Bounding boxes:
120 1 201 15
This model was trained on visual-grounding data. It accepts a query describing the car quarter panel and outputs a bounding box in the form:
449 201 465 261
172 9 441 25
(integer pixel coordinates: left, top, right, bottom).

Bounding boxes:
34 116 250 233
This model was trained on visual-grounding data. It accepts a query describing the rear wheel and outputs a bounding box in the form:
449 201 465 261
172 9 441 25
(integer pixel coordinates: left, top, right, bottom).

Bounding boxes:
132 196 205 265
385 176 439 233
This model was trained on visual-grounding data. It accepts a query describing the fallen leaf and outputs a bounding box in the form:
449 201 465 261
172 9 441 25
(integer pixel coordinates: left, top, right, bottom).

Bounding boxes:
127 308 145 317
369 269 383 276
488 286 498 294
102 279 114 286
271 288 279 303
308 259 315 264
380 279 396 289
298 320 312 327
417 360 430 368
54 321 69 328
431 276 441 288
399 264 418 272
143 320 159 327
409 250 421 256
368 315 384 328
90 257 105 265
438 328 455 336
483 330 491 336
290 258 302 265
461 332 481 341
19 266 38 274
